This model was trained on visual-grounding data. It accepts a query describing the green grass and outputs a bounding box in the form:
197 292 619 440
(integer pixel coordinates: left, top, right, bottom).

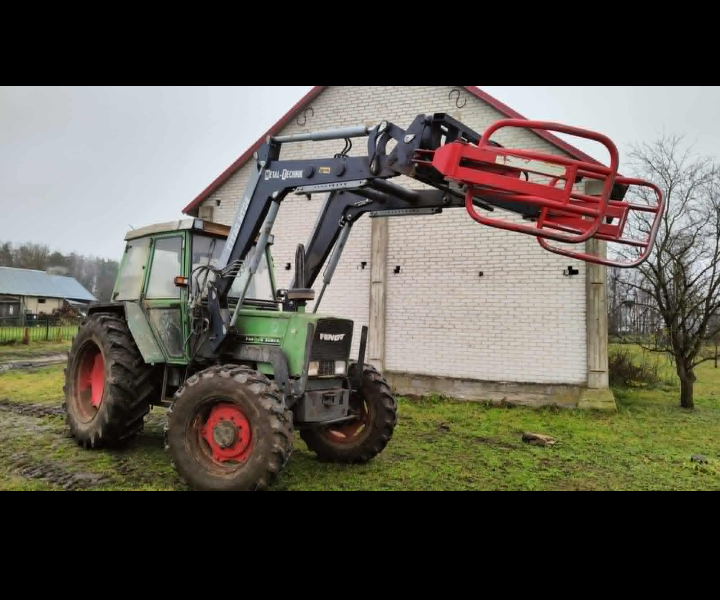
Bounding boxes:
0 365 67 404
0 340 71 359
0 354 718 491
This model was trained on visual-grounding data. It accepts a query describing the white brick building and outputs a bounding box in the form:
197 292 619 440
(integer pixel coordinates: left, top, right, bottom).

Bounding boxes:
182 86 614 409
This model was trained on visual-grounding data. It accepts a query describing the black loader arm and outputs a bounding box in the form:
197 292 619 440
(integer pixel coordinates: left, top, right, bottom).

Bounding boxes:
196 113 516 355
195 111 632 356
197 121 402 356
290 113 547 299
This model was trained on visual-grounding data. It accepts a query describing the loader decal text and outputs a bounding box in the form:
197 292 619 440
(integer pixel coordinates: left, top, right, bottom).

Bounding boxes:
265 169 304 181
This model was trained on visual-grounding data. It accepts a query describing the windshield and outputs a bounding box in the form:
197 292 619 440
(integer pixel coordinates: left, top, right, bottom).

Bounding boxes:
191 234 275 302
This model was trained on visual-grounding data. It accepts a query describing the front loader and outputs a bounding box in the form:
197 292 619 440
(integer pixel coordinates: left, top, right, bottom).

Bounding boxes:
62 112 665 491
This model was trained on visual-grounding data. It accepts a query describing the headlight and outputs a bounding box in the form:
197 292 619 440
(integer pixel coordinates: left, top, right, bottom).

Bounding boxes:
334 361 346 375
308 361 319 377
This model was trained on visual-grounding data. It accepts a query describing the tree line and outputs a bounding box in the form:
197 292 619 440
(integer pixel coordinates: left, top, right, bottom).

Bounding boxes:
0 241 119 303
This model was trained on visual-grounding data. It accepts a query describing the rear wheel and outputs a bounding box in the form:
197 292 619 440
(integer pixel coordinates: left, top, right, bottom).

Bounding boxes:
63 312 160 448
299 362 397 463
164 364 294 491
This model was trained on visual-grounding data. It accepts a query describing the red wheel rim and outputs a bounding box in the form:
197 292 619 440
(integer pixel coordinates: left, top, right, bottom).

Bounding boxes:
73 341 105 421
196 403 253 465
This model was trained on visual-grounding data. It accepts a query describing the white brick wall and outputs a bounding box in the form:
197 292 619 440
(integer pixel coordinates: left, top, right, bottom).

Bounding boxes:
199 86 589 385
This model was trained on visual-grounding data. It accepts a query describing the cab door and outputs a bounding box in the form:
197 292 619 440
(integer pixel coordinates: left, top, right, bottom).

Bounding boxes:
141 232 188 363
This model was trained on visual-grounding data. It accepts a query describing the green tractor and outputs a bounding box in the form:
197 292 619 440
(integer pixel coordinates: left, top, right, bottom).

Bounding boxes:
63 218 397 491
62 112 662 491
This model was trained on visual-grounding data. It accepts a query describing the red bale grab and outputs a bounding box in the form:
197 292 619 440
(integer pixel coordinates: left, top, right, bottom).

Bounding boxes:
421 118 665 268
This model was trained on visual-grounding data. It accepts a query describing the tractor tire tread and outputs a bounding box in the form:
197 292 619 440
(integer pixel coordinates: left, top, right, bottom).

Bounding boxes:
63 312 159 449
164 364 294 491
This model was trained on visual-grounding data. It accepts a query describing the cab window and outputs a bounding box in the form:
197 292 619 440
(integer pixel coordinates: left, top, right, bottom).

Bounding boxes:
230 246 275 302
114 237 150 301
191 234 275 302
146 236 183 299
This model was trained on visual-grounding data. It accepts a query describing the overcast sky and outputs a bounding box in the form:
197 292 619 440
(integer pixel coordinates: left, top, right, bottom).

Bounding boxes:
1 86 718 261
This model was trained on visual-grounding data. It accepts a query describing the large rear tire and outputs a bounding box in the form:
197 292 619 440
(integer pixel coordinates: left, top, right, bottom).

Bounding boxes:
63 312 160 448
164 364 294 491
299 362 397 463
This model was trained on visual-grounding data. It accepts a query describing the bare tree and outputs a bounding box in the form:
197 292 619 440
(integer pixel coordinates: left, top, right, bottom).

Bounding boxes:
612 134 720 409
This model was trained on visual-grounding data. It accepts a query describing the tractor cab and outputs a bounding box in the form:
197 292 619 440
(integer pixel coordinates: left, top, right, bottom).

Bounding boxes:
188 223 278 311
110 218 279 366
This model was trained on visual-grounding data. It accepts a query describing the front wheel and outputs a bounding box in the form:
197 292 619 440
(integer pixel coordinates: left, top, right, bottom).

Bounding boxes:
164 365 294 491
299 362 397 463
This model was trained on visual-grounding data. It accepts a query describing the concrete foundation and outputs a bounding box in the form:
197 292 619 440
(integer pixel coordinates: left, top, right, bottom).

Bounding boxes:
385 371 617 411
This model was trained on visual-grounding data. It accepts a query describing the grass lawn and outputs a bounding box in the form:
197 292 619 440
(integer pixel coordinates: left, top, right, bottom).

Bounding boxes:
0 347 717 491
0 340 71 360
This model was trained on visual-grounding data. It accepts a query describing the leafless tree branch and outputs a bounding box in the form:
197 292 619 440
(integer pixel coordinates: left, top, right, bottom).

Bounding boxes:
607 135 720 407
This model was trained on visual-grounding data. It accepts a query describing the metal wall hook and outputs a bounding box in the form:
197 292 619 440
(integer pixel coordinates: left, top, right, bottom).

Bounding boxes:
449 89 467 109
296 107 315 127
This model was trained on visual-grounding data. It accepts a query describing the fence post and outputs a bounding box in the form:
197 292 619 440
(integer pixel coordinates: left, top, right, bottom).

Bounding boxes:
46 317 50 341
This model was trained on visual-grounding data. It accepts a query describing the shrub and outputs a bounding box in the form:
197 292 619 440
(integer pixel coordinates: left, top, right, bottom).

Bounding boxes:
609 347 662 388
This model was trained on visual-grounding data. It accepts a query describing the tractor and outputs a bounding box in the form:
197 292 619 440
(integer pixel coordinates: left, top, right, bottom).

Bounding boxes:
62 112 665 491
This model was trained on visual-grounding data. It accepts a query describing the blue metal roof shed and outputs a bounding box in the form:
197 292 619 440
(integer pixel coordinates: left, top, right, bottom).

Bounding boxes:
0 267 96 302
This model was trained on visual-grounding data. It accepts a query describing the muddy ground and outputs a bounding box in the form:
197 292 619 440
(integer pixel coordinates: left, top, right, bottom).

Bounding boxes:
0 390 181 491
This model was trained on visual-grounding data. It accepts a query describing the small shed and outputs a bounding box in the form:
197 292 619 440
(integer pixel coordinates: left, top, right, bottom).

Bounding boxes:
0 267 96 322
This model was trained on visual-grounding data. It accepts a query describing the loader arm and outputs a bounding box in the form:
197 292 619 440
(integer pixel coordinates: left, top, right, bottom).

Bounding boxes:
198 127 403 355
195 112 663 356
198 113 490 354
290 186 511 301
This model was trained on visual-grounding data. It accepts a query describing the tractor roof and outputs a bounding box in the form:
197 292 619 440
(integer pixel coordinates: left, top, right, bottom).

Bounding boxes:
124 218 231 241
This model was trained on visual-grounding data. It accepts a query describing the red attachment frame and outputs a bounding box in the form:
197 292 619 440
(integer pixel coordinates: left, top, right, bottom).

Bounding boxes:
420 119 665 268
535 176 665 268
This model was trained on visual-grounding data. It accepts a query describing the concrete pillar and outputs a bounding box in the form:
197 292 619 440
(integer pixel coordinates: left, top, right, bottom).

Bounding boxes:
578 180 616 411
586 237 609 389
368 218 388 372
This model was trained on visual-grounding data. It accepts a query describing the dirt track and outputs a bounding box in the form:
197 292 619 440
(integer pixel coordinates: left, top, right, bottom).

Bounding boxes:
7 451 114 490
0 399 66 418
0 392 176 491
0 353 69 374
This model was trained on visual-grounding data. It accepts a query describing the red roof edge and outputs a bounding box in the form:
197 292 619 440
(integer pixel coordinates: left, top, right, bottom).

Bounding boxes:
183 85 602 215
